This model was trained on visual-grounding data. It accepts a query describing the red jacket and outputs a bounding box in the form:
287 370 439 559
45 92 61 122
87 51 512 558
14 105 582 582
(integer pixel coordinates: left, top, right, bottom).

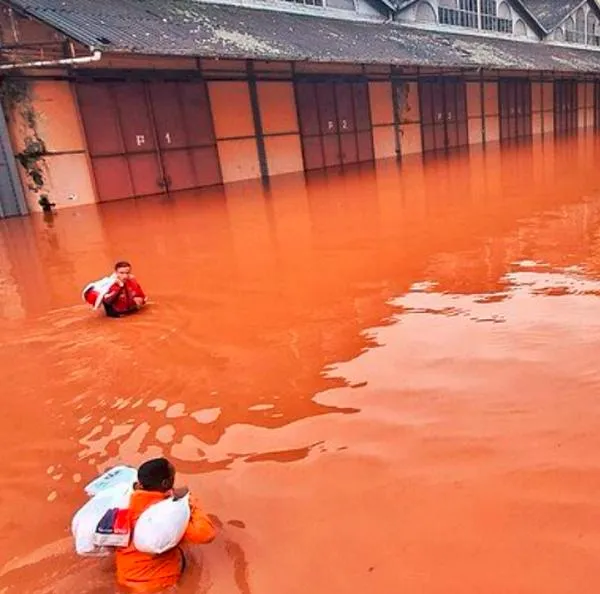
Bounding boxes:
103 278 146 314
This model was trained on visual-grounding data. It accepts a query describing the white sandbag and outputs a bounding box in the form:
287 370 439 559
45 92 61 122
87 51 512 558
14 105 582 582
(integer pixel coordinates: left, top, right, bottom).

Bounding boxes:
72 482 133 556
84 465 137 497
133 495 191 555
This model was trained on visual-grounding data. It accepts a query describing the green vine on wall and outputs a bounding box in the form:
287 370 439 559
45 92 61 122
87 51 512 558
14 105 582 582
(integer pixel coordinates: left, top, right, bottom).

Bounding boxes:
16 135 46 188
0 78 29 113
0 77 50 210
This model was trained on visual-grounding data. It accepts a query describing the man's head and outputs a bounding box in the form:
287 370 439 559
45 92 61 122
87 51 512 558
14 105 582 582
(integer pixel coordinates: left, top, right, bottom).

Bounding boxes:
114 261 132 283
137 458 175 492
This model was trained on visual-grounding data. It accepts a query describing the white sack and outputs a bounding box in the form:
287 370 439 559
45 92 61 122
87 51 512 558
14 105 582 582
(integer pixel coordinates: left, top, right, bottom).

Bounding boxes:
133 495 191 555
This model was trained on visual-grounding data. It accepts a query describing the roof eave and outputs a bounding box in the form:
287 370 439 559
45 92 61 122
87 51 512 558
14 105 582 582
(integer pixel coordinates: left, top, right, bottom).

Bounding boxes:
1 0 97 50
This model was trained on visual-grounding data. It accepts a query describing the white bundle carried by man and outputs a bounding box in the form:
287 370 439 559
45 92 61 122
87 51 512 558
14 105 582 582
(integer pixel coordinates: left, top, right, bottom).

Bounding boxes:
133 494 190 554
72 481 133 556
72 465 191 557
81 274 117 310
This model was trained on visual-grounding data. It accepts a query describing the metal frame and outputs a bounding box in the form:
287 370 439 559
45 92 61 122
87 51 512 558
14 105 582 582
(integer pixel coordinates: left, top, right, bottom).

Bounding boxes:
293 76 376 172
76 79 222 202
554 78 579 136
418 75 469 154
497 76 533 142
247 61 270 181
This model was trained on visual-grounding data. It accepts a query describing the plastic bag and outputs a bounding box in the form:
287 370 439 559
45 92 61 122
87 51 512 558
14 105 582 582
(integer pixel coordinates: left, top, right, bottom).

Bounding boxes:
72 482 133 556
84 465 137 497
133 495 191 555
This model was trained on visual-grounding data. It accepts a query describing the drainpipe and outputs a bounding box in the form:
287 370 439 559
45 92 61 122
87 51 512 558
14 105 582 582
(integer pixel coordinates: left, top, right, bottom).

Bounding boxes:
0 49 102 70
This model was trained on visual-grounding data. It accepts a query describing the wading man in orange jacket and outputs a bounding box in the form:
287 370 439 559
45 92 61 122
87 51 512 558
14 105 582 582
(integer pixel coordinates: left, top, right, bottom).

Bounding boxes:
115 458 216 592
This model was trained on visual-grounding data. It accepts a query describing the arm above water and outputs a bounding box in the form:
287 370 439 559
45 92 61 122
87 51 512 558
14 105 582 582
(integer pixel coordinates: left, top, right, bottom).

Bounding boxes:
127 277 147 306
103 281 124 304
182 500 217 544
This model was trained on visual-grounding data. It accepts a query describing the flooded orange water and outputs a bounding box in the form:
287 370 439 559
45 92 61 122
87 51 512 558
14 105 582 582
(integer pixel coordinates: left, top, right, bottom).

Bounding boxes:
2 135 600 593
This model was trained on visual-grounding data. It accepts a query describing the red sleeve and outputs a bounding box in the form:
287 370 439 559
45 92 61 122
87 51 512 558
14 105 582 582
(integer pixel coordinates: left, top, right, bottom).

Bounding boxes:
127 278 146 300
103 282 122 304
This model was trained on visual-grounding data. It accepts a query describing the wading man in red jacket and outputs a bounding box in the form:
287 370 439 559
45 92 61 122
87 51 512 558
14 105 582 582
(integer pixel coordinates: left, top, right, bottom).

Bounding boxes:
102 261 147 318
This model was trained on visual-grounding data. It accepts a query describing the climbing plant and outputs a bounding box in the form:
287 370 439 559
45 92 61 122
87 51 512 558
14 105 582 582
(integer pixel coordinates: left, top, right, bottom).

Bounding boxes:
0 77 50 210
0 78 29 113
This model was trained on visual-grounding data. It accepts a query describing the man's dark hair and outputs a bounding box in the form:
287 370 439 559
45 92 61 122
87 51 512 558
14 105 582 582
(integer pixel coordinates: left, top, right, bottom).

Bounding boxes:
137 458 174 492
114 261 131 271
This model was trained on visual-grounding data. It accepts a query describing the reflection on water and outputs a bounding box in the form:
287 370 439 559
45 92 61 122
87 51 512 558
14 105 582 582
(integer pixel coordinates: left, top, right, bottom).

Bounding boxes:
2 135 600 592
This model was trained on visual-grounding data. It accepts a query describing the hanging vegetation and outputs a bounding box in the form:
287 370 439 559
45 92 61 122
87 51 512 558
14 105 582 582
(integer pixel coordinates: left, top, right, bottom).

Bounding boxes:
0 77 50 210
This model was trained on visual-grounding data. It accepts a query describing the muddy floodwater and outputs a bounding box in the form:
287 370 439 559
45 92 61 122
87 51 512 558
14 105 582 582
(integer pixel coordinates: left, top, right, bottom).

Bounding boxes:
3 135 600 593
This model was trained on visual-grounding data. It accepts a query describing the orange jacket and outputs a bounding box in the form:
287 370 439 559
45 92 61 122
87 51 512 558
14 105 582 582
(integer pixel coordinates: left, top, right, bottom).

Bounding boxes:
115 490 216 592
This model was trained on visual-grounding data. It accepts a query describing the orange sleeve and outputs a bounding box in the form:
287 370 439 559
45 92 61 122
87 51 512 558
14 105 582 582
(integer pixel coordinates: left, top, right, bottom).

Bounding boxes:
183 503 217 544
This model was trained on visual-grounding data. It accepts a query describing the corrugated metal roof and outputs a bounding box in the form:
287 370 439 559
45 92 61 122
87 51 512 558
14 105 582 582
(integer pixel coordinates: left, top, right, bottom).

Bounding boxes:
6 0 600 72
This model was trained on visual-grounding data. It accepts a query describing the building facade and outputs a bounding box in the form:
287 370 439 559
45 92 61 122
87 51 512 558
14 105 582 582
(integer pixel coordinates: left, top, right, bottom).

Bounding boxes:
1 0 600 214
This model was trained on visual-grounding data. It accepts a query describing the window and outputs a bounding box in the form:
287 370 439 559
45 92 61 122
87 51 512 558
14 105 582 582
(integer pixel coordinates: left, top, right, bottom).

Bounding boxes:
575 7 586 43
515 19 527 36
415 1 437 23
439 0 512 34
565 14 585 44
481 0 496 30
497 2 513 33
560 8 600 45
439 0 477 28
587 13 600 46
565 17 577 42
459 0 478 22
